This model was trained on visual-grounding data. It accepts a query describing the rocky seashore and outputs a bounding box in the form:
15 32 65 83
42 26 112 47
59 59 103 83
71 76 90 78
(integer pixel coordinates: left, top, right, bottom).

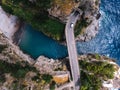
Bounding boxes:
0 0 119 90
78 54 120 90
75 0 101 42
0 33 70 90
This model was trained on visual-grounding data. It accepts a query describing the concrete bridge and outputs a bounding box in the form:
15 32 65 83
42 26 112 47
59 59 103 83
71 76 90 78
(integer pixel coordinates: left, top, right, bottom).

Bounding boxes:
65 9 82 90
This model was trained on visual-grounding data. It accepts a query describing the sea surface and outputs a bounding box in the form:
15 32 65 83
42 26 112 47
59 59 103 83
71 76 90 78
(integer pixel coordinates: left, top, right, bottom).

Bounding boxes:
77 0 120 65
19 25 67 59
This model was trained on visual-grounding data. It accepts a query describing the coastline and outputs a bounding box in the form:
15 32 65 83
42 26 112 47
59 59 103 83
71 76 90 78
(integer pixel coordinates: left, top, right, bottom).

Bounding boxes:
75 0 101 42
0 0 120 89
12 22 24 45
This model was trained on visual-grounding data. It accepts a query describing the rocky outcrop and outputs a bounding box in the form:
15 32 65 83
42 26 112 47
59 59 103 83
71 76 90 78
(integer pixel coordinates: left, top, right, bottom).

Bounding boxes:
0 34 35 64
76 16 100 41
48 0 79 23
34 56 64 74
78 54 120 90
0 6 20 40
102 63 120 89
75 0 101 41
53 71 69 84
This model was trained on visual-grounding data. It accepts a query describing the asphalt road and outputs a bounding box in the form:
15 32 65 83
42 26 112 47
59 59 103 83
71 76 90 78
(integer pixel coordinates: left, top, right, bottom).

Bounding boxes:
65 12 81 90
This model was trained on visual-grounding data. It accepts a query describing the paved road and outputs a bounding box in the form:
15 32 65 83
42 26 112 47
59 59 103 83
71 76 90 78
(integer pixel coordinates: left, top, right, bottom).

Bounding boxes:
65 12 81 90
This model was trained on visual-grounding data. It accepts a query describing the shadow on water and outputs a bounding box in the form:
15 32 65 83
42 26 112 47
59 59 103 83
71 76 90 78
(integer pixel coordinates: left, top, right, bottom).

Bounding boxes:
77 0 120 65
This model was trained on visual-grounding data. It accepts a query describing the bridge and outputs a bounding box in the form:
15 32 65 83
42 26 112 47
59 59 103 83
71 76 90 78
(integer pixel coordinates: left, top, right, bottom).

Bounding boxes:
65 10 82 90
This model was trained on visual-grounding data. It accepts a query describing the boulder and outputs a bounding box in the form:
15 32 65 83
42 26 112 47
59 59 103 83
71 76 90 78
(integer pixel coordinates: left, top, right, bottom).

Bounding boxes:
53 71 69 84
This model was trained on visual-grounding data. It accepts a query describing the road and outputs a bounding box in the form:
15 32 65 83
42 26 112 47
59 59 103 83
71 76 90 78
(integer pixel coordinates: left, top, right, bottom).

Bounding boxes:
65 11 81 90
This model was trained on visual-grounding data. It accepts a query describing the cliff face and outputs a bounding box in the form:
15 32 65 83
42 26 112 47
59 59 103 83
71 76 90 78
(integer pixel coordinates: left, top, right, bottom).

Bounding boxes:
0 6 20 40
0 34 34 64
75 0 101 41
48 0 79 22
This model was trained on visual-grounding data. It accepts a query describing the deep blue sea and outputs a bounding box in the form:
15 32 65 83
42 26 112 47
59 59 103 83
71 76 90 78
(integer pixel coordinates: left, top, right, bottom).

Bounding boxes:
77 0 120 65
19 25 67 59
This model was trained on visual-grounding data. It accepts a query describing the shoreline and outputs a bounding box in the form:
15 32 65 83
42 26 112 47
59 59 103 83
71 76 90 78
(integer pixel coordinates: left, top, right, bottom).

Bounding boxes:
12 22 24 45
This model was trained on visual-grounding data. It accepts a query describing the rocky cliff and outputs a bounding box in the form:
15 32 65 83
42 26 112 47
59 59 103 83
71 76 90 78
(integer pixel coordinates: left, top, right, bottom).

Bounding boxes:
48 0 79 23
0 6 20 40
75 0 101 41
0 0 119 90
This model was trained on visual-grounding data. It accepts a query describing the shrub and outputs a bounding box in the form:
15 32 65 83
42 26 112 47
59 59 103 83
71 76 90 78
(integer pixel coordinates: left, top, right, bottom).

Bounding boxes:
0 60 38 79
0 74 6 83
42 74 53 83
0 44 7 53
79 60 115 90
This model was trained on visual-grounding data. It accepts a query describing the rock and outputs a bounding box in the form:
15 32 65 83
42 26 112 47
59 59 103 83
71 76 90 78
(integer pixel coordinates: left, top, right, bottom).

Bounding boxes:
53 71 69 84
75 0 100 42
113 77 120 88
0 6 20 40
76 15 99 42
48 0 80 23
34 56 63 74
102 61 120 89
78 54 120 90
0 34 35 65
109 67 120 89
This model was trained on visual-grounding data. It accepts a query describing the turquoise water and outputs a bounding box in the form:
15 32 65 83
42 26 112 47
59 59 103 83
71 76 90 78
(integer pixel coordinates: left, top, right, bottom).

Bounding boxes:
19 25 67 59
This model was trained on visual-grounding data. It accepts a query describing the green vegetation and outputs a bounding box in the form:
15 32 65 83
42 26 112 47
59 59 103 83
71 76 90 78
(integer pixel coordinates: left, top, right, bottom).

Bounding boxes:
95 0 99 5
42 74 53 83
1 0 65 40
75 19 90 37
0 44 7 53
32 73 53 84
95 54 101 60
12 81 26 90
0 60 52 81
0 60 54 89
80 71 102 90
0 60 37 79
50 81 56 90
79 60 115 90
0 73 6 83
